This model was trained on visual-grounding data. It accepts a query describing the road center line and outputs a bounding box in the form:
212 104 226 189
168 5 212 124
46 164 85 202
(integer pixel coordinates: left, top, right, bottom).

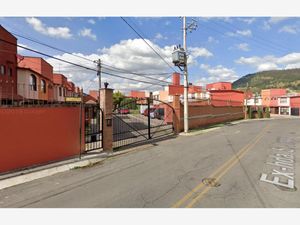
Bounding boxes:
171 124 270 208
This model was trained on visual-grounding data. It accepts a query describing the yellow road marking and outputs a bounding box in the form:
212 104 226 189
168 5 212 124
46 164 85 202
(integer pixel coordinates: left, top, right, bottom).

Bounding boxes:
185 126 269 207
172 124 270 208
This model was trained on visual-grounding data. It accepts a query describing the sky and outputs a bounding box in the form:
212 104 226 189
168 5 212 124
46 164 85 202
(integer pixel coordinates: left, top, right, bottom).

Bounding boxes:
1 17 300 93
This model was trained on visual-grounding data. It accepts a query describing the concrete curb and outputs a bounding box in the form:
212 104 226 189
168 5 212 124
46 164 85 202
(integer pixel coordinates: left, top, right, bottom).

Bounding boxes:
179 126 221 136
0 157 106 190
179 118 276 137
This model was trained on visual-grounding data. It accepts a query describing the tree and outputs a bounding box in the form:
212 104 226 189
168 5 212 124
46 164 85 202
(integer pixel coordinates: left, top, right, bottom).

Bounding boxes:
113 91 125 109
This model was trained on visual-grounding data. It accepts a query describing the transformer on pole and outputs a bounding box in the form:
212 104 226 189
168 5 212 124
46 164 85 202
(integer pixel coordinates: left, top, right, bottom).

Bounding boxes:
172 17 197 133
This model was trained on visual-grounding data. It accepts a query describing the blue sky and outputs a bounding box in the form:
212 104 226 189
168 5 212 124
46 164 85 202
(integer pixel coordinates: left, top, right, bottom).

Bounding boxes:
1 17 300 92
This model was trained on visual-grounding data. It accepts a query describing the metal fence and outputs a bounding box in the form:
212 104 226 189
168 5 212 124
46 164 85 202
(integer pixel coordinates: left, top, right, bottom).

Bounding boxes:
113 98 175 149
0 82 81 107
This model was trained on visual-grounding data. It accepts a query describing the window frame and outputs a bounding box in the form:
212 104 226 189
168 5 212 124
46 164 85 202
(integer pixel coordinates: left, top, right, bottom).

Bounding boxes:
29 74 37 91
41 79 46 94
0 65 5 75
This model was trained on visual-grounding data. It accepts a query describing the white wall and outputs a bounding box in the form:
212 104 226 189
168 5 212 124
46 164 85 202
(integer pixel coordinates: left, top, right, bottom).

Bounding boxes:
17 69 38 100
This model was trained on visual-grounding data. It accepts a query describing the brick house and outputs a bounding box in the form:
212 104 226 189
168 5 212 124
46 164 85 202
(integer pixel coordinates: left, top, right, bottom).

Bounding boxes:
53 73 68 102
17 57 54 103
206 82 232 91
0 25 19 104
261 89 287 114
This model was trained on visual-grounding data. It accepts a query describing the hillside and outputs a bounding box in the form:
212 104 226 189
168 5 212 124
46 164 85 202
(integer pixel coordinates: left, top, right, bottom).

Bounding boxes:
232 68 300 93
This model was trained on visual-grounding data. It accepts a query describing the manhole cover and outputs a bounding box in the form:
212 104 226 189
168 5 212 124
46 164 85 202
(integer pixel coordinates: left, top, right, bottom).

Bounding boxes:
202 178 221 187
275 185 297 192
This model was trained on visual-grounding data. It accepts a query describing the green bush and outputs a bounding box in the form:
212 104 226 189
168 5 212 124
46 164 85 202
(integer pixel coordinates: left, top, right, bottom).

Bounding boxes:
258 108 263 118
248 107 253 119
265 107 270 118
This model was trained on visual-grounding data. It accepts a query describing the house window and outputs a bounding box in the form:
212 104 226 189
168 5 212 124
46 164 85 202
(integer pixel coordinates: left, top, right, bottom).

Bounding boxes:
59 87 62 96
280 98 287 104
30 74 37 91
41 79 46 93
0 65 5 75
7 67 12 76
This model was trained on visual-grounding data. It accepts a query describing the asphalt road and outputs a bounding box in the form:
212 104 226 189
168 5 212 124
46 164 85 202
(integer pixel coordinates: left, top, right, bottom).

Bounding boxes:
1 117 300 208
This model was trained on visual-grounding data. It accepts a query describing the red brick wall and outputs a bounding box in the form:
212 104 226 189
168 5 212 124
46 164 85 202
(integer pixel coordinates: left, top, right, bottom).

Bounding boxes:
290 96 300 107
0 106 84 174
176 103 244 132
210 90 244 106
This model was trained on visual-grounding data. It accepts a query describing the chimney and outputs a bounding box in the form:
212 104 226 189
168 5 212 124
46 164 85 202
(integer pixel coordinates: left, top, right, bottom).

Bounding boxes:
172 72 180 86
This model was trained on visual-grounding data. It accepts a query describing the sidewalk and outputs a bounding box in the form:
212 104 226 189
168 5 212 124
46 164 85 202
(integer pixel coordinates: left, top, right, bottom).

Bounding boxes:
0 145 153 190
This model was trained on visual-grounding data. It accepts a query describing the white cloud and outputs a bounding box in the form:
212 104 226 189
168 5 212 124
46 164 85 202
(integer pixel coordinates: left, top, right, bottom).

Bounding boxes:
207 36 219 44
279 25 299 34
17 43 28 52
79 28 97 41
226 29 252 37
25 17 72 39
236 52 300 71
46 38 212 93
263 17 290 30
199 64 239 84
164 20 171 26
189 47 213 58
88 19 96 25
199 17 233 23
268 17 289 24
239 18 256 24
235 43 250 52
154 33 168 41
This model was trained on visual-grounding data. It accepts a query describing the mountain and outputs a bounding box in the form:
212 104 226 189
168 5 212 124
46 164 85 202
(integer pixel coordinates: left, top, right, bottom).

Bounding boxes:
232 68 300 93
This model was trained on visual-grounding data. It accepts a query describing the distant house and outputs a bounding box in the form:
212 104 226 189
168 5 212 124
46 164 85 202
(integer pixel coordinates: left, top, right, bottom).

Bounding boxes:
17 57 54 102
53 73 68 102
206 82 232 91
261 89 287 114
152 72 203 103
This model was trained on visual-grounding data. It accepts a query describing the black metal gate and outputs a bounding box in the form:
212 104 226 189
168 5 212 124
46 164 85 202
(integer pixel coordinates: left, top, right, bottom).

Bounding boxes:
113 97 175 149
84 104 103 151
291 108 300 116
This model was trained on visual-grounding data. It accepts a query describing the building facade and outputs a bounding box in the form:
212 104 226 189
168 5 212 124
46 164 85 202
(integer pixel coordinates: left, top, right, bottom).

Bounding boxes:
18 57 54 102
0 25 18 104
261 89 287 114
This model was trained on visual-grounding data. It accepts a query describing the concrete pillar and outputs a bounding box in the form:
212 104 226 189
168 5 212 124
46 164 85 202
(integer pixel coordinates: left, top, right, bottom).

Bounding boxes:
100 88 113 152
172 94 182 134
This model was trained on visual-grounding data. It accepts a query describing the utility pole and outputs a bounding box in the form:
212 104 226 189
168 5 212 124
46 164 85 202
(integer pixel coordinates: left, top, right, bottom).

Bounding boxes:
95 59 102 105
183 16 189 133
182 17 197 133
244 82 249 119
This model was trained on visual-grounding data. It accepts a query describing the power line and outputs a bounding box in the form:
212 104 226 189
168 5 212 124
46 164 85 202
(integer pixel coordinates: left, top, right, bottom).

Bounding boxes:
0 37 166 87
12 32 96 64
12 30 174 79
120 17 178 73
212 20 292 55
204 20 288 55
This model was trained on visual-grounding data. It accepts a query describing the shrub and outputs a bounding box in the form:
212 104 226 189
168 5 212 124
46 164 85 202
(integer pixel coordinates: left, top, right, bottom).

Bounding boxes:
265 107 270 118
258 108 263 118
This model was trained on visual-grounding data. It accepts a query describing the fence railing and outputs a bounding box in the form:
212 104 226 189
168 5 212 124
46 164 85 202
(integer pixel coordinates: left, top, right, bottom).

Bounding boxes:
0 82 81 107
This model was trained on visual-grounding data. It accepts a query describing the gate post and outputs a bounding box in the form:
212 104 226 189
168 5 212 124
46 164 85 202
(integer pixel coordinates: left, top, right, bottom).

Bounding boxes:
100 88 114 152
147 97 151 139
172 94 182 134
